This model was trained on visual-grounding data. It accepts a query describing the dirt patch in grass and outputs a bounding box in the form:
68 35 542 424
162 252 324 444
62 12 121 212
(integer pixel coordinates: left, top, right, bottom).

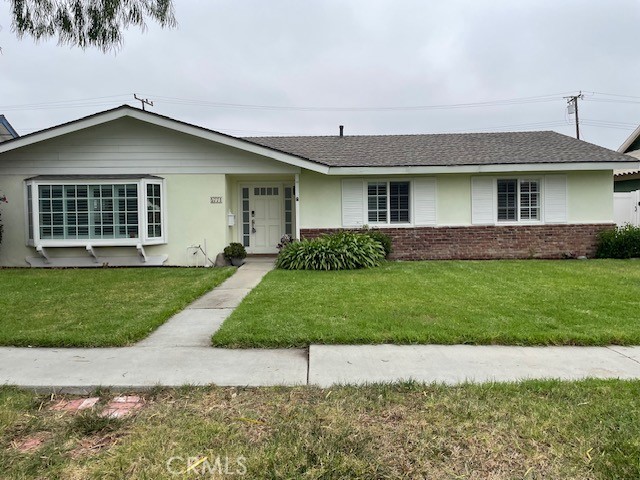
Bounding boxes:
1 381 640 479
11 431 52 453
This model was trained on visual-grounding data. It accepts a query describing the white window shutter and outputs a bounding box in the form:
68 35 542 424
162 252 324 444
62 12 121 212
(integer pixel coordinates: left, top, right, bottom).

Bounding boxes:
413 178 436 225
544 175 567 223
471 177 494 225
342 179 365 227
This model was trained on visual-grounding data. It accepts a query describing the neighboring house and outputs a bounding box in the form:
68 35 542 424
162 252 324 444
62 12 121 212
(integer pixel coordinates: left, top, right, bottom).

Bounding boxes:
0 105 635 267
0 115 19 143
614 127 640 226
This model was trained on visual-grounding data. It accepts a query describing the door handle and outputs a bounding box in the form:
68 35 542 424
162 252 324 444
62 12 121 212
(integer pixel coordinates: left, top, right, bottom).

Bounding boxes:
251 219 256 233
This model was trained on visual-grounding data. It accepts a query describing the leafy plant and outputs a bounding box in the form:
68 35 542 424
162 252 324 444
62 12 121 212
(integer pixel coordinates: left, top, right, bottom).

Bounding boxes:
223 242 247 260
359 226 392 257
277 234 296 250
596 225 640 259
276 231 385 270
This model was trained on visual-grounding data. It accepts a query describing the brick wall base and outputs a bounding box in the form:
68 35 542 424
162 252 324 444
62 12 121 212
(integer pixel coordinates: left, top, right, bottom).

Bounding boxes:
299 224 614 260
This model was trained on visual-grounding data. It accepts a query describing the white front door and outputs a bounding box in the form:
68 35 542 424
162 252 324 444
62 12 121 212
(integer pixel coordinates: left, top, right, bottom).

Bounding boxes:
247 185 283 253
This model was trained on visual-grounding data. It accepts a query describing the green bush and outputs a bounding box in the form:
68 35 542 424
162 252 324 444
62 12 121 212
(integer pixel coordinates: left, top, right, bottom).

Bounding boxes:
596 225 640 258
276 231 385 270
223 242 247 260
360 227 392 257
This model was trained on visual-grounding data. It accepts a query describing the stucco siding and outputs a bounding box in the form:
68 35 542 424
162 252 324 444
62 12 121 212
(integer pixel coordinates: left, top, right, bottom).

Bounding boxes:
299 171 342 228
435 175 472 226
297 170 614 230
567 171 613 223
0 173 230 266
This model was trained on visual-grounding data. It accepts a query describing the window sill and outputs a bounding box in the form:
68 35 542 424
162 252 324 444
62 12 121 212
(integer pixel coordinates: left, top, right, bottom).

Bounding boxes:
30 239 167 248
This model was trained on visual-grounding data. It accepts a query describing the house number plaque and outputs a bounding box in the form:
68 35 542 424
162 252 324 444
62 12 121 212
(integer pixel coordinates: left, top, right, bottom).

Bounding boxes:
210 196 223 204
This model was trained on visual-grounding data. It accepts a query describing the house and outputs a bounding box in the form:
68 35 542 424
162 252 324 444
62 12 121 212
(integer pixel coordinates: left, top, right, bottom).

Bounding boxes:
0 105 635 267
613 127 640 226
0 115 19 143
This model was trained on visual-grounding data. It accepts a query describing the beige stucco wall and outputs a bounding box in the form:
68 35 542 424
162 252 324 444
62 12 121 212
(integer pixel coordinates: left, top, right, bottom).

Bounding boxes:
0 174 231 267
297 169 614 230
299 171 342 228
0 169 615 266
567 170 613 223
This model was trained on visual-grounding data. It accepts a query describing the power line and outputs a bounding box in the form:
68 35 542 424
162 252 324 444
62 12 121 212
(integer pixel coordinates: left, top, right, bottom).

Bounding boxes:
144 92 571 112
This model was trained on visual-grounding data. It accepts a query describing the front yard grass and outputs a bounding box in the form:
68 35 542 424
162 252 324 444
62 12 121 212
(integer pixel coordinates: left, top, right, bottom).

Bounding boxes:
0 267 234 347
2 380 640 479
212 260 640 348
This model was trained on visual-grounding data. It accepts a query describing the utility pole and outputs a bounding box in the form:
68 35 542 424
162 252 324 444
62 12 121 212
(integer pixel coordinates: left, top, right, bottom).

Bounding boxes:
564 91 584 140
133 94 154 111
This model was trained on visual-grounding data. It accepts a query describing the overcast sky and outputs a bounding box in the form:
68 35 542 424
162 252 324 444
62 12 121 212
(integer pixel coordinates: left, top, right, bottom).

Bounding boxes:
2 0 640 149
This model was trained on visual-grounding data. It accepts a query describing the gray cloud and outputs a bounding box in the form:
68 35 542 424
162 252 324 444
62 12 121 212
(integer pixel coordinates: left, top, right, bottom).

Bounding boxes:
1 0 640 149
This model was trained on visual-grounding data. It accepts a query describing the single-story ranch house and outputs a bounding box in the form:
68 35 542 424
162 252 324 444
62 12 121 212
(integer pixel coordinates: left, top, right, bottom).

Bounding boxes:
0 105 636 267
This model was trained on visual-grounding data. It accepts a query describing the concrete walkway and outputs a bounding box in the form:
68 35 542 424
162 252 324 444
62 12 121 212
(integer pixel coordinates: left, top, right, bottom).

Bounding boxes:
3 256 640 391
137 258 274 348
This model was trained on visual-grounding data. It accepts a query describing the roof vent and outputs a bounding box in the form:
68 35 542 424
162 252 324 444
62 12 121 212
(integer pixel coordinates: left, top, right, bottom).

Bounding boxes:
339 125 344 137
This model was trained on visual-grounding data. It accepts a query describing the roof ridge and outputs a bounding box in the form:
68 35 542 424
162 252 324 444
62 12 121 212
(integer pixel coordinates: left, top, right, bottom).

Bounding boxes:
244 130 555 140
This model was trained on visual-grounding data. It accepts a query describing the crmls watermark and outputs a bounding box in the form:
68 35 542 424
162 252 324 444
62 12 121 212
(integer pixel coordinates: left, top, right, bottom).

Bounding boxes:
166 454 247 476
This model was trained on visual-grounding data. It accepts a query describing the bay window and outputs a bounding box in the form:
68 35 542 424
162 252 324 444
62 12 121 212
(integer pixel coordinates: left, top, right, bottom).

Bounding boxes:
25 176 166 246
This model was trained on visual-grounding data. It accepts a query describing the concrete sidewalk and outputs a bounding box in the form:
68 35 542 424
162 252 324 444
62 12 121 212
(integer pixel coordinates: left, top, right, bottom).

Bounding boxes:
0 257 312 393
4 343 640 392
3 256 640 391
308 344 640 387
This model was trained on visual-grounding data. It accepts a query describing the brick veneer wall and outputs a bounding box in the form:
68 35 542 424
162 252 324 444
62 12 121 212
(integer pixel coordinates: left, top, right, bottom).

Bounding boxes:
299 224 615 260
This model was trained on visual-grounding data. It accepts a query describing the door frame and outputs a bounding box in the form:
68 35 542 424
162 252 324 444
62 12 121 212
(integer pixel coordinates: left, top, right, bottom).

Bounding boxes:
237 182 291 254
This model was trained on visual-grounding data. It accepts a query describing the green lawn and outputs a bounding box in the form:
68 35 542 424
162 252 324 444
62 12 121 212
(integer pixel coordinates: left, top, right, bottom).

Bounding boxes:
2 380 640 478
212 260 640 348
0 267 234 347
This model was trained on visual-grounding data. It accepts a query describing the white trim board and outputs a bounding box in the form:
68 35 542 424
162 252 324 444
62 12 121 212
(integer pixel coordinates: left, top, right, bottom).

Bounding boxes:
328 162 635 176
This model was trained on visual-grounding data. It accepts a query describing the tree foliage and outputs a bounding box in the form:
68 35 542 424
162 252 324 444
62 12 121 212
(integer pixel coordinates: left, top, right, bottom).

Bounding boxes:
9 0 177 52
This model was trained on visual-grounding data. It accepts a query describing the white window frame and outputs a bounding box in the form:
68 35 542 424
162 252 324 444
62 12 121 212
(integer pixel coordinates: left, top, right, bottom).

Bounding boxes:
365 179 412 226
495 177 543 224
24 178 167 247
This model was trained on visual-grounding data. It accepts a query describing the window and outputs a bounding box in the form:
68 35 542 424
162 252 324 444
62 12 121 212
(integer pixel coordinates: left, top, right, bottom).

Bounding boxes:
147 183 162 238
497 179 540 222
367 181 410 224
241 187 250 247
284 186 294 235
25 177 165 246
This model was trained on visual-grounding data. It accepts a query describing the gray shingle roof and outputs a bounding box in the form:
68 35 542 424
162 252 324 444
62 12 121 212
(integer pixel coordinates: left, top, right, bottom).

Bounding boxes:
245 131 635 167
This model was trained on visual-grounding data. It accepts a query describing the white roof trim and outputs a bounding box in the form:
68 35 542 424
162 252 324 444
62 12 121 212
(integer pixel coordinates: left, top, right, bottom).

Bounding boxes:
328 162 639 175
618 124 640 153
0 106 330 174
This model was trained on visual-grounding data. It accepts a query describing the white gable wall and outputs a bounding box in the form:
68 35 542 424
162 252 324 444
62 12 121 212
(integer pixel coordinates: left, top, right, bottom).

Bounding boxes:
0 117 299 175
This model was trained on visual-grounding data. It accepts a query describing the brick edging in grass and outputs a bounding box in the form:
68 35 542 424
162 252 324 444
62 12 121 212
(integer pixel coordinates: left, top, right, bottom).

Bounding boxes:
300 223 615 260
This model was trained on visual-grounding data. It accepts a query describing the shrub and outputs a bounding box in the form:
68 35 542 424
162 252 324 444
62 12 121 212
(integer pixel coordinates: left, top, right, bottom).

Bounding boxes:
360 227 392 257
276 231 385 270
223 242 247 260
596 225 640 258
